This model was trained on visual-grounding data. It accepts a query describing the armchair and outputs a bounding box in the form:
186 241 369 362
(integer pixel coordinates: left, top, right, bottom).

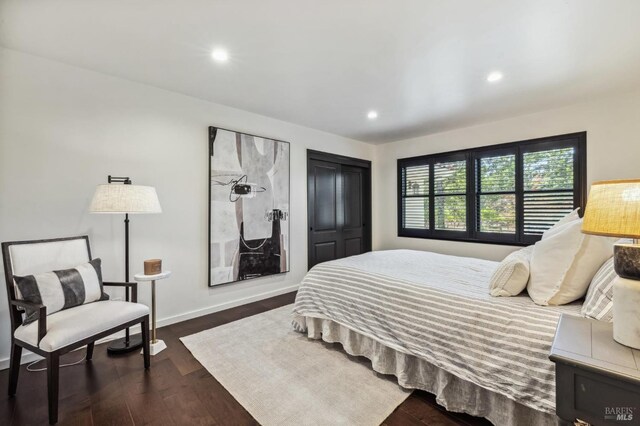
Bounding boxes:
2 235 150 424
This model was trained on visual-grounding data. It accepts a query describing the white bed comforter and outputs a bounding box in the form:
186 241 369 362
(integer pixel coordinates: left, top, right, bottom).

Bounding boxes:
292 249 582 414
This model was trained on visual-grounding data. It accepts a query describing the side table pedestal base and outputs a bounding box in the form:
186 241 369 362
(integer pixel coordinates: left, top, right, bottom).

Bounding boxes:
142 339 167 356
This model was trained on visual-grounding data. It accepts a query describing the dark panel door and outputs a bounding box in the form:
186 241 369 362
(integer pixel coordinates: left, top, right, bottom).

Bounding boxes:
341 165 366 258
308 157 369 269
308 160 343 266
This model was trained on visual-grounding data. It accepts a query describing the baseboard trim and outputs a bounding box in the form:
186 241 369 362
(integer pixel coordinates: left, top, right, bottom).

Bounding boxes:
0 283 300 370
156 283 300 329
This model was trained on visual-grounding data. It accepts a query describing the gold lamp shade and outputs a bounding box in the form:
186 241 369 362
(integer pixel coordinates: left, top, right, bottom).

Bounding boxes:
583 179 640 351
582 179 640 239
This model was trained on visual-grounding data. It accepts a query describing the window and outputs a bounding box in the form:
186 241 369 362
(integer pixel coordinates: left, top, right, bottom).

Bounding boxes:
434 158 466 231
401 164 430 229
477 153 516 235
397 132 586 245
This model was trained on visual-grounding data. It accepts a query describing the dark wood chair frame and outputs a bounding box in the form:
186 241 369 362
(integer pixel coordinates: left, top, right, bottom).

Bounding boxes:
1 235 151 424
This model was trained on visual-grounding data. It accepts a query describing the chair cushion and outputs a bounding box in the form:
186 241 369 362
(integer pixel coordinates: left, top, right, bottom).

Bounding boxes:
14 258 109 324
14 301 149 352
9 238 90 276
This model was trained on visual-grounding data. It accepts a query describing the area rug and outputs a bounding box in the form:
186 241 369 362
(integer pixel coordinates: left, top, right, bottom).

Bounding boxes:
180 305 410 426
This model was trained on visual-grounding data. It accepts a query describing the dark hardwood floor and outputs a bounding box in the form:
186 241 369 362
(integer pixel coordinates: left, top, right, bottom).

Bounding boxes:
0 292 490 426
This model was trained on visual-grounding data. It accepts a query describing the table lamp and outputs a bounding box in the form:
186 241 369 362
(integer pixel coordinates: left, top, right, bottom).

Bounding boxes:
90 175 162 353
582 179 640 349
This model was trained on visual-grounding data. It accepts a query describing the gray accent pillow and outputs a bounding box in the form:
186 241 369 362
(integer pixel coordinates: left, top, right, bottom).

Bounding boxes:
581 257 616 322
14 258 109 324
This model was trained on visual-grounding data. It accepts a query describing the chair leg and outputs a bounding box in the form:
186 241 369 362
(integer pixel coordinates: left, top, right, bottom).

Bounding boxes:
47 352 60 424
86 342 94 361
8 342 22 396
141 315 150 369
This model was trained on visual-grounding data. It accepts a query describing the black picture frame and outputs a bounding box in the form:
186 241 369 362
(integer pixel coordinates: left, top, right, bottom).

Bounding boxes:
208 126 291 287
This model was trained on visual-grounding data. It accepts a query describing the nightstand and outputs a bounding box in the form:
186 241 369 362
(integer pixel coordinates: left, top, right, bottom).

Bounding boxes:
550 314 640 425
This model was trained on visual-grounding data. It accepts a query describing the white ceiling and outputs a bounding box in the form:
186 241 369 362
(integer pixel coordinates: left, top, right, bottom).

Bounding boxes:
2 1 640 144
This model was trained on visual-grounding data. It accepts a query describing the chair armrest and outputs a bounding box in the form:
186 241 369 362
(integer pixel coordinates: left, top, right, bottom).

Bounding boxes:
11 300 47 344
103 281 138 303
103 281 137 287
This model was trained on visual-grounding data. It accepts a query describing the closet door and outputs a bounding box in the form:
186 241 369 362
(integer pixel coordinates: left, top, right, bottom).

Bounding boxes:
308 159 344 267
307 154 370 269
341 164 366 258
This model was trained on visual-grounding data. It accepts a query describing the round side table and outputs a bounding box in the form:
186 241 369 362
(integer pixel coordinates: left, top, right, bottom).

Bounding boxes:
134 271 171 356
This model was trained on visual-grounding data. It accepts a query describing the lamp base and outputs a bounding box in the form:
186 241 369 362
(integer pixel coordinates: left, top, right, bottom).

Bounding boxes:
614 243 640 280
106 336 144 354
613 276 640 350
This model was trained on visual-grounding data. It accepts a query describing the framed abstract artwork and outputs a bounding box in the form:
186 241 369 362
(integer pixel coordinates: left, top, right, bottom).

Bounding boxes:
208 126 290 286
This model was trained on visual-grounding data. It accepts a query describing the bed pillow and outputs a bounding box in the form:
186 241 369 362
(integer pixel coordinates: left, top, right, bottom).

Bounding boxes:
581 257 616 322
542 208 580 240
528 219 615 305
489 246 533 297
13 258 108 324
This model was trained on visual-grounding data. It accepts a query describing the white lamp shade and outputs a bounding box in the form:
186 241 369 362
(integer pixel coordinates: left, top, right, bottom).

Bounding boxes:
90 184 162 214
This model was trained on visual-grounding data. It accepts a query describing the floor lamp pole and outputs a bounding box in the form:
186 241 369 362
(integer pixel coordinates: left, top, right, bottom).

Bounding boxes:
107 212 143 354
125 213 129 281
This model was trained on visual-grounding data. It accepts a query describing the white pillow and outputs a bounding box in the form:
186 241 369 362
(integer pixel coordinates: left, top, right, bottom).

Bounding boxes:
528 219 616 305
489 246 533 297
542 208 580 240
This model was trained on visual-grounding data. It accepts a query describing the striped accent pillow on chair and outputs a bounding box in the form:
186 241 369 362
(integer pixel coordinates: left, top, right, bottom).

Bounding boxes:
581 257 616 322
13 258 109 324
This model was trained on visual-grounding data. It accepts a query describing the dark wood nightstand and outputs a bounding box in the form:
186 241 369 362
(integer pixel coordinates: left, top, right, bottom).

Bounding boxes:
550 314 640 425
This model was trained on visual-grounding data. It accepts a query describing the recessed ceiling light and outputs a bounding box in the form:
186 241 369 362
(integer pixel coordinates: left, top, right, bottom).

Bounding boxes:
211 48 229 63
367 110 378 120
487 71 503 83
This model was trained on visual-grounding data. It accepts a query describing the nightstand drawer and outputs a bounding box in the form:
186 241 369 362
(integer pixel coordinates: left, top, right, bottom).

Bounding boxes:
556 364 640 425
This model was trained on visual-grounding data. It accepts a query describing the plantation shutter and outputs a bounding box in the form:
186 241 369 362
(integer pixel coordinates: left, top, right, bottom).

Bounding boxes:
522 147 575 237
433 159 466 231
401 164 430 229
476 153 516 235
397 132 585 244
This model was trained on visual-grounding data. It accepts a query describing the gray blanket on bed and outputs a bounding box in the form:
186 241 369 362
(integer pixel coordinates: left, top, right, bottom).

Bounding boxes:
292 249 583 414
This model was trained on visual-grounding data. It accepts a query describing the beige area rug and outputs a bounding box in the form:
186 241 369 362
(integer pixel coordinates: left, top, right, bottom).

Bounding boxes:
180 305 411 426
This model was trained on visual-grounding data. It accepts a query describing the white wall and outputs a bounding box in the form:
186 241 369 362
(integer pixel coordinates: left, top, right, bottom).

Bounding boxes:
373 89 640 260
4 45 640 368
0 48 374 366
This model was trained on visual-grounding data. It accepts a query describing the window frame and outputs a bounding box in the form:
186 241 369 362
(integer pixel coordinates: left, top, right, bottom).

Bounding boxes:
397 132 587 246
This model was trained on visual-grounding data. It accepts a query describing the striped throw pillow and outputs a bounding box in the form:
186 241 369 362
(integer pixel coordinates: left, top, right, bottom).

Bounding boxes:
581 257 616 322
489 245 533 297
14 258 109 324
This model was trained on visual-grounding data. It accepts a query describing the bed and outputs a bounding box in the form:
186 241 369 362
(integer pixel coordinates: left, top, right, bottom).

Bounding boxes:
292 249 583 426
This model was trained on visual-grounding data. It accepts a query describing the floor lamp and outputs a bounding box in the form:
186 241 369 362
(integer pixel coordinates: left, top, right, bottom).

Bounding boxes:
90 175 162 354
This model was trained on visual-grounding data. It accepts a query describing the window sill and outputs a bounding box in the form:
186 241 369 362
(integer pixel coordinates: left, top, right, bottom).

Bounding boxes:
397 232 534 247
